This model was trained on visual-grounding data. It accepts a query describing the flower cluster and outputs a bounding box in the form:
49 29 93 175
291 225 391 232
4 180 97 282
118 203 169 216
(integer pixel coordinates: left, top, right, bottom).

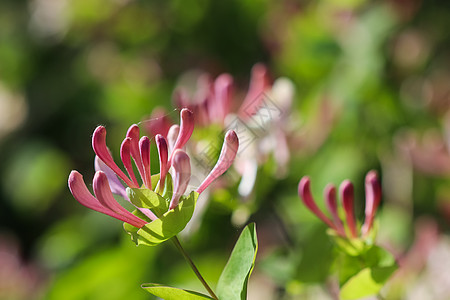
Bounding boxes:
298 170 381 239
68 109 239 230
146 64 295 201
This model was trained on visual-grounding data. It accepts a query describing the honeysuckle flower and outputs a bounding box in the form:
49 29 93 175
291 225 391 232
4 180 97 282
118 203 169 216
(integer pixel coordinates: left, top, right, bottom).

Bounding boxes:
68 109 239 236
298 170 381 239
146 64 295 202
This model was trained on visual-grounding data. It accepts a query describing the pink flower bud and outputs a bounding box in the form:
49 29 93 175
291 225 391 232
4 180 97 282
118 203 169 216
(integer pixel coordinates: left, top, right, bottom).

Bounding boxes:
298 177 336 230
68 171 146 228
324 184 346 237
120 138 139 187
92 126 135 187
156 134 169 189
139 136 152 189
93 171 147 228
126 124 146 182
196 130 239 194
361 170 382 236
340 180 358 238
171 109 194 156
170 149 191 210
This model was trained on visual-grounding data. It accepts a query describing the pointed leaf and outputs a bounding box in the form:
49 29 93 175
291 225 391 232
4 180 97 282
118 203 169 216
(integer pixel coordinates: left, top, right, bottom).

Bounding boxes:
142 283 213 300
216 223 258 300
136 191 198 246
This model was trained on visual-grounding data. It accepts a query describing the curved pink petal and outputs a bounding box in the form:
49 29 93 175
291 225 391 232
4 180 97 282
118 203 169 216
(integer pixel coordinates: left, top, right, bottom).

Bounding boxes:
93 171 147 228
92 126 134 187
126 124 146 183
169 109 194 163
196 130 239 194
68 171 136 224
340 180 358 238
120 138 139 187
139 136 152 189
298 177 336 229
170 149 191 210
156 134 169 189
96 155 157 222
361 171 382 236
324 184 346 237
94 156 128 199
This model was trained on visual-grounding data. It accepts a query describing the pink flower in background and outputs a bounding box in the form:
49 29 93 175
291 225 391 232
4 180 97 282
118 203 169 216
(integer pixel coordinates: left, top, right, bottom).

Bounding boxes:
298 170 381 238
145 64 295 200
68 109 239 228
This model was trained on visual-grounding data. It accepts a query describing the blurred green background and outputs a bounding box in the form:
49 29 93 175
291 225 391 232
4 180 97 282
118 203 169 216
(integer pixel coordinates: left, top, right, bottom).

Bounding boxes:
1 0 450 299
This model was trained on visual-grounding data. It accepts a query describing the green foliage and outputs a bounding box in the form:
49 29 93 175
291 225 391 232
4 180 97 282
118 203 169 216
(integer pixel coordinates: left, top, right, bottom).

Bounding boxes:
126 191 198 246
142 284 213 300
216 223 258 300
334 242 397 299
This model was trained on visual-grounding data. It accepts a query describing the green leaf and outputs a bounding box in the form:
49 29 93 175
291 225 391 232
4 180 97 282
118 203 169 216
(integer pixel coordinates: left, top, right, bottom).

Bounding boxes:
339 265 397 300
142 284 213 300
216 223 258 300
123 208 155 245
127 187 168 218
337 245 397 299
136 191 198 246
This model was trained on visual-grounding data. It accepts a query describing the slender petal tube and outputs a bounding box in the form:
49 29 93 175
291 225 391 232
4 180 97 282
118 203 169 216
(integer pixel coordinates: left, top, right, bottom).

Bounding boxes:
170 149 191 210
139 136 152 189
120 138 139 187
126 125 146 182
92 126 135 188
324 184 346 237
156 134 169 189
361 171 381 236
298 177 336 230
68 171 145 227
340 180 358 238
196 130 239 194
93 171 147 228
170 109 194 161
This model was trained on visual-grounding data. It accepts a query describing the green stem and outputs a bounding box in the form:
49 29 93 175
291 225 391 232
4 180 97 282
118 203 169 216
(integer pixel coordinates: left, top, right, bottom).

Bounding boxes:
171 236 219 300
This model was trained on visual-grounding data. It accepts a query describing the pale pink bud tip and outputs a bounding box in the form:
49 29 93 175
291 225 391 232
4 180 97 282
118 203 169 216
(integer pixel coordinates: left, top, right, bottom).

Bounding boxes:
298 177 336 229
170 149 191 210
340 180 358 238
196 130 239 194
